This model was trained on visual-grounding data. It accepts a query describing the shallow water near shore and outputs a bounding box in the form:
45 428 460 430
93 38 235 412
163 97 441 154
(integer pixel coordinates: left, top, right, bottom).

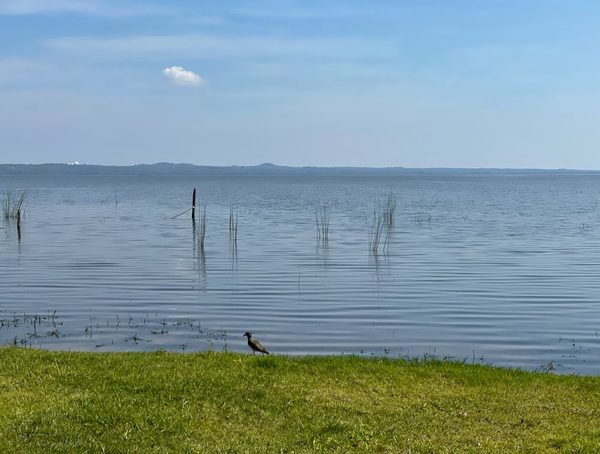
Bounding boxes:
2 172 600 374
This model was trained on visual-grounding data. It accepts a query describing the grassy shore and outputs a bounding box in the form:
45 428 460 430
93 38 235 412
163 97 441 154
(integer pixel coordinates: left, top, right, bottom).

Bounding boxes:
0 348 598 453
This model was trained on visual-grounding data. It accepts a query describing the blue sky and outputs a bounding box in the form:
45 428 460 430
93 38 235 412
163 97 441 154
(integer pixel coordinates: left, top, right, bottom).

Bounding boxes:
1 0 599 168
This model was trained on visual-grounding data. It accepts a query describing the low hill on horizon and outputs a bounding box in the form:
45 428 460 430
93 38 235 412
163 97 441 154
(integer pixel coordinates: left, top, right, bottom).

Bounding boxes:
0 162 595 176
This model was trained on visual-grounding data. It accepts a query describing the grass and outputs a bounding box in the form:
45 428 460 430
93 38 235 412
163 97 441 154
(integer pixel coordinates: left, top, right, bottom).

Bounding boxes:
0 349 598 453
2 189 27 220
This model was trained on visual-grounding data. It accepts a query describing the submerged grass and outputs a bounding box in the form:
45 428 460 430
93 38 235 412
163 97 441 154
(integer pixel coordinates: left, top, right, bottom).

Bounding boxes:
0 348 598 453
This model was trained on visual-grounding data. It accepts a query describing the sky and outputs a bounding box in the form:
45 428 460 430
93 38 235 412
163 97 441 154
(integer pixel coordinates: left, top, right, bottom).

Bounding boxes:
1 0 600 168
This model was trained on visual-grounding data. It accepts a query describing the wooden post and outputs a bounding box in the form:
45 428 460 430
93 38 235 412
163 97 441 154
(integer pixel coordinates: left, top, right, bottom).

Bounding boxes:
192 188 196 221
16 209 21 241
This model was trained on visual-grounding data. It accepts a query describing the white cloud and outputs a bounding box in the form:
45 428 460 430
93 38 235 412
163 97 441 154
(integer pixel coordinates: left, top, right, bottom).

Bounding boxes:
162 66 204 86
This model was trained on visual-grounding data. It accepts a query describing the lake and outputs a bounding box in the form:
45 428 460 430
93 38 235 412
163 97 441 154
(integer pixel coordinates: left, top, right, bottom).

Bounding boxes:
1 172 600 374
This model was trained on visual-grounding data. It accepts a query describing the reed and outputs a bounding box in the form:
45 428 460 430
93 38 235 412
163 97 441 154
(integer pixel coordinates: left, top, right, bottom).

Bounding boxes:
198 203 207 252
315 203 331 243
369 191 396 255
229 205 238 244
229 205 238 260
369 207 385 254
382 191 396 229
2 189 27 220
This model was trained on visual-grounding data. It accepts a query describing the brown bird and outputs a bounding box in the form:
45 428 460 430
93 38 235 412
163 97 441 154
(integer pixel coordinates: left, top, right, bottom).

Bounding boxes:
243 332 270 355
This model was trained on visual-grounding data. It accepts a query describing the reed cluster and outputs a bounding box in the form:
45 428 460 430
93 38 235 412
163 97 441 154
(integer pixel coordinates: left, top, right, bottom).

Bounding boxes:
315 203 331 243
382 191 396 229
369 209 384 254
369 191 396 254
2 189 26 220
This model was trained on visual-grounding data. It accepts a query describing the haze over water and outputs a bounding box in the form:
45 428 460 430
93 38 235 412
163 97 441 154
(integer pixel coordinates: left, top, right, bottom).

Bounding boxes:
2 172 600 374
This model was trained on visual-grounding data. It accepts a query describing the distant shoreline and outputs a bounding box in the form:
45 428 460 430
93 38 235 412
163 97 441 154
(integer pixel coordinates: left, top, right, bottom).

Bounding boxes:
1 162 599 177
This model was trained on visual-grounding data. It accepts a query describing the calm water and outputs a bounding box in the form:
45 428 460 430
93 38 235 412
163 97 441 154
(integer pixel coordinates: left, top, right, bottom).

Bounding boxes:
1 173 600 374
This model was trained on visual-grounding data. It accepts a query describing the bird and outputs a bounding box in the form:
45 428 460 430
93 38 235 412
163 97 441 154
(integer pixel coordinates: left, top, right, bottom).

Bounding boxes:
243 332 270 355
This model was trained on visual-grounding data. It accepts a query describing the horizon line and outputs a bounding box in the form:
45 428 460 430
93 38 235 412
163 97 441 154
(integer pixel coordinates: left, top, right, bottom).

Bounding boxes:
1 162 599 172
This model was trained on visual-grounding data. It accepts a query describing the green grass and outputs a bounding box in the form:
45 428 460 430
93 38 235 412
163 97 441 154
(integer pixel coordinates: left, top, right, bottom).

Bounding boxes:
0 348 598 453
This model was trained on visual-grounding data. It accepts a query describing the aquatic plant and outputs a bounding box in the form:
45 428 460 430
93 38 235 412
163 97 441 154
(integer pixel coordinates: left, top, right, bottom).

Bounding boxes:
412 214 432 225
2 189 27 220
369 191 396 255
229 205 238 245
369 207 385 254
229 204 238 260
198 203 207 252
315 203 331 243
382 191 396 230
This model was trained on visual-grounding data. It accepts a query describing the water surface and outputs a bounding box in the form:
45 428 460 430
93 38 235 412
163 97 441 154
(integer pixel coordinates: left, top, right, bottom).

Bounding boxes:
1 173 600 374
